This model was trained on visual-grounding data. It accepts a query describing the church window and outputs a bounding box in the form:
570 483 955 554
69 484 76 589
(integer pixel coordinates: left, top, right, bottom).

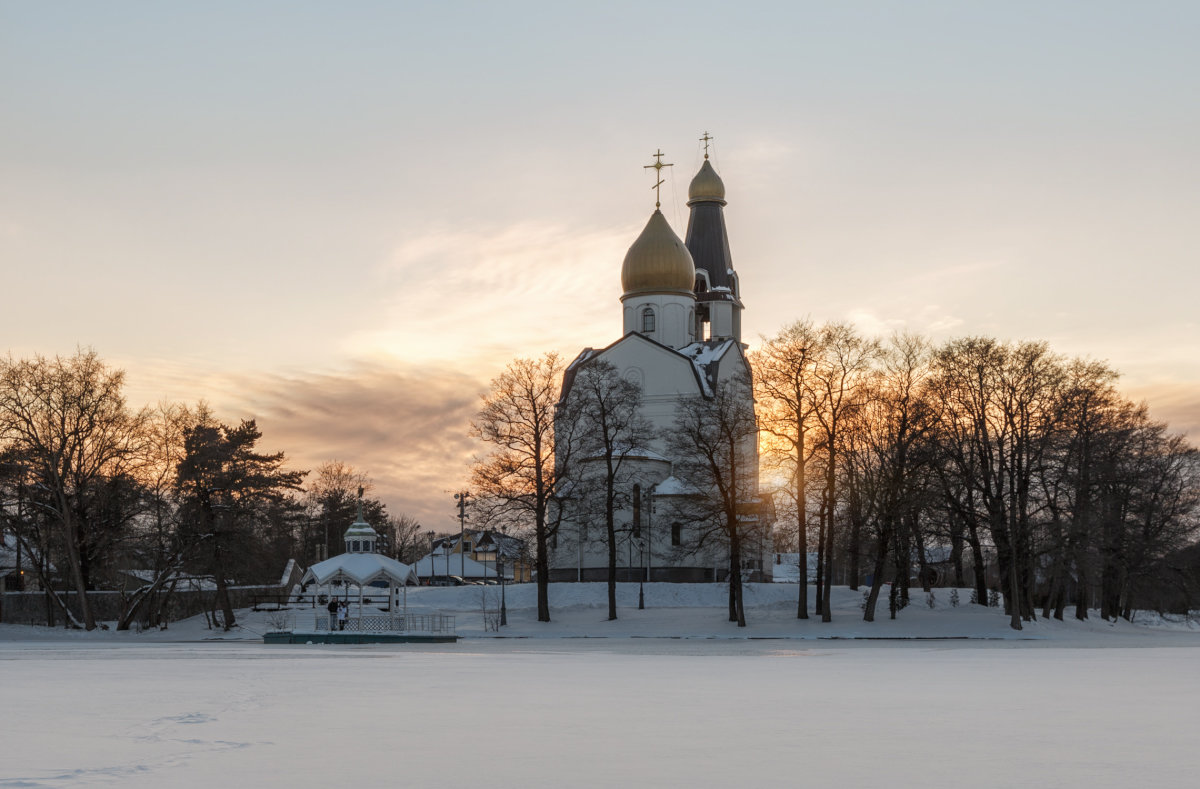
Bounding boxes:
671 522 681 546
641 307 656 333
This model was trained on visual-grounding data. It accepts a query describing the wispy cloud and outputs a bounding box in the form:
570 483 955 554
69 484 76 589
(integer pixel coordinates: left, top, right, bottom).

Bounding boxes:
1123 380 1200 443
121 359 490 531
223 360 487 531
841 304 965 340
112 219 651 532
348 221 636 366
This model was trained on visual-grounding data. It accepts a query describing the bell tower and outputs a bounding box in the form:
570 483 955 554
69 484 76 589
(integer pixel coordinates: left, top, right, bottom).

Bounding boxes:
685 133 743 344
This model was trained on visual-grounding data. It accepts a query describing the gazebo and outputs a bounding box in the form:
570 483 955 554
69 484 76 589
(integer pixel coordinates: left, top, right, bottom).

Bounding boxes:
265 489 457 643
299 492 420 633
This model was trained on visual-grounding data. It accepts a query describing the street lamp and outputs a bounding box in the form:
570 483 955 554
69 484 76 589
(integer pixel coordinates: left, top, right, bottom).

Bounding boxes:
497 556 507 626
638 539 645 610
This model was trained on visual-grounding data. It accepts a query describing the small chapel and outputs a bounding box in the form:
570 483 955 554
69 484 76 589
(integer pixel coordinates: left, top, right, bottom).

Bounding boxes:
548 141 770 583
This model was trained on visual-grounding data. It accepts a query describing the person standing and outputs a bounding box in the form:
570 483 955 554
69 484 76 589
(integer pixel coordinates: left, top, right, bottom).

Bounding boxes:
326 597 338 631
337 601 348 631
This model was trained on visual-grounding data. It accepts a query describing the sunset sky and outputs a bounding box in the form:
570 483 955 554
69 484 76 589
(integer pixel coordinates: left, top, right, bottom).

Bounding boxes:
3 2 1198 531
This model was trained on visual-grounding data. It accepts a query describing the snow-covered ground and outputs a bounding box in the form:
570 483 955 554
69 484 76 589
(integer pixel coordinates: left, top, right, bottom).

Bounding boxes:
3 583 1200 787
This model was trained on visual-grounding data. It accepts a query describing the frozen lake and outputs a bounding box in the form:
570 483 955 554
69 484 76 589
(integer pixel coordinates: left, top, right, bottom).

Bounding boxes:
2 637 1198 788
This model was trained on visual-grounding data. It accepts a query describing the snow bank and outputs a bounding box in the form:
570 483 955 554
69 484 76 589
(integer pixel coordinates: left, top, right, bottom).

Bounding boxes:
6 583 1200 647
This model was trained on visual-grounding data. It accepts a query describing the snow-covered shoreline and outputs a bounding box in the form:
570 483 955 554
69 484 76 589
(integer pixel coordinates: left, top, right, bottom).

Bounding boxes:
4 582 1199 648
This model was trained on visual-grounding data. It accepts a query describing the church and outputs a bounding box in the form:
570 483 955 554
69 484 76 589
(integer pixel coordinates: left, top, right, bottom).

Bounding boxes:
548 145 770 583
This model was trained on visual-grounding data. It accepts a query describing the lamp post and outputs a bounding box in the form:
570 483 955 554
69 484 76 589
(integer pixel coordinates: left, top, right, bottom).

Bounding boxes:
638 539 645 610
498 557 507 626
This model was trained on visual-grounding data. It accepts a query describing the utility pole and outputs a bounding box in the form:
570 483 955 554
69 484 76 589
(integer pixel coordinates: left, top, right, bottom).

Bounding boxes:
453 491 470 579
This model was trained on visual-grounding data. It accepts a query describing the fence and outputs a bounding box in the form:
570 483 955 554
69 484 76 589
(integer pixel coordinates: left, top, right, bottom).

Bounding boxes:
294 612 456 634
0 584 290 628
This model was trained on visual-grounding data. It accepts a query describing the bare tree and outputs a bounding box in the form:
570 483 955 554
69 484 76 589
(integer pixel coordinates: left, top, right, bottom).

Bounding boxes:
668 373 759 627
385 513 425 563
753 319 823 619
562 360 655 621
850 333 937 621
808 323 879 622
930 338 1067 629
114 401 203 630
305 461 388 562
470 353 581 623
0 350 148 629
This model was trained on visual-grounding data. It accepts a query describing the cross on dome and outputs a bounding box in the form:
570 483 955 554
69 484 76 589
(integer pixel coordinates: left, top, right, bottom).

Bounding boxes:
643 148 673 209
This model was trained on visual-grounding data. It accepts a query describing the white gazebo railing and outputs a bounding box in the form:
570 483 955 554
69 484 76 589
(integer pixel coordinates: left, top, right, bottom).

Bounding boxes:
314 612 455 633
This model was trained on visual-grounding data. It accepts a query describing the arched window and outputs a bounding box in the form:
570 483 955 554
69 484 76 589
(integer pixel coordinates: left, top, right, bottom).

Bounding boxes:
641 307 656 333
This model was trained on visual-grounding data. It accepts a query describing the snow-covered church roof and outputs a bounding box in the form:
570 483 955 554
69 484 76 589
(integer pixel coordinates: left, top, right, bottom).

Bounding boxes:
652 476 701 496
560 334 742 403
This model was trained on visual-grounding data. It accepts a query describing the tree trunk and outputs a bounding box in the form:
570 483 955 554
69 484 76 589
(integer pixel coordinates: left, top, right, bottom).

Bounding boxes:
1073 557 1089 621
814 491 826 615
950 514 966 588
796 446 808 619
1041 568 1060 620
729 529 746 627
61 510 97 630
863 534 890 623
848 515 862 592
1053 582 1067 621
212 545 236 630
912 515 931 593
966 520 988 606
606 481 618 621
821 500 834 623
1004 539 1022 631
536 507 551 622
893 515 912 615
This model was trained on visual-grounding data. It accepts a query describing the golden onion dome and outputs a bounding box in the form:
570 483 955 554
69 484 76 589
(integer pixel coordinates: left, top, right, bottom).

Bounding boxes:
687 159 726 204
621 210 696 296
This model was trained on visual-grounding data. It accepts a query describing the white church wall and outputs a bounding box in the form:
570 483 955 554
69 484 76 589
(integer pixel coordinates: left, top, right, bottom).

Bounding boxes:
662 302 688 348
620 293 695 350
588 337 701 456
709 301 734 340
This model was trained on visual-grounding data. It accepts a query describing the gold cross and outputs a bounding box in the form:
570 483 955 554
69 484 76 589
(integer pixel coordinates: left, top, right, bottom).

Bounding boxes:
643 148 673 209
700 131 713 159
